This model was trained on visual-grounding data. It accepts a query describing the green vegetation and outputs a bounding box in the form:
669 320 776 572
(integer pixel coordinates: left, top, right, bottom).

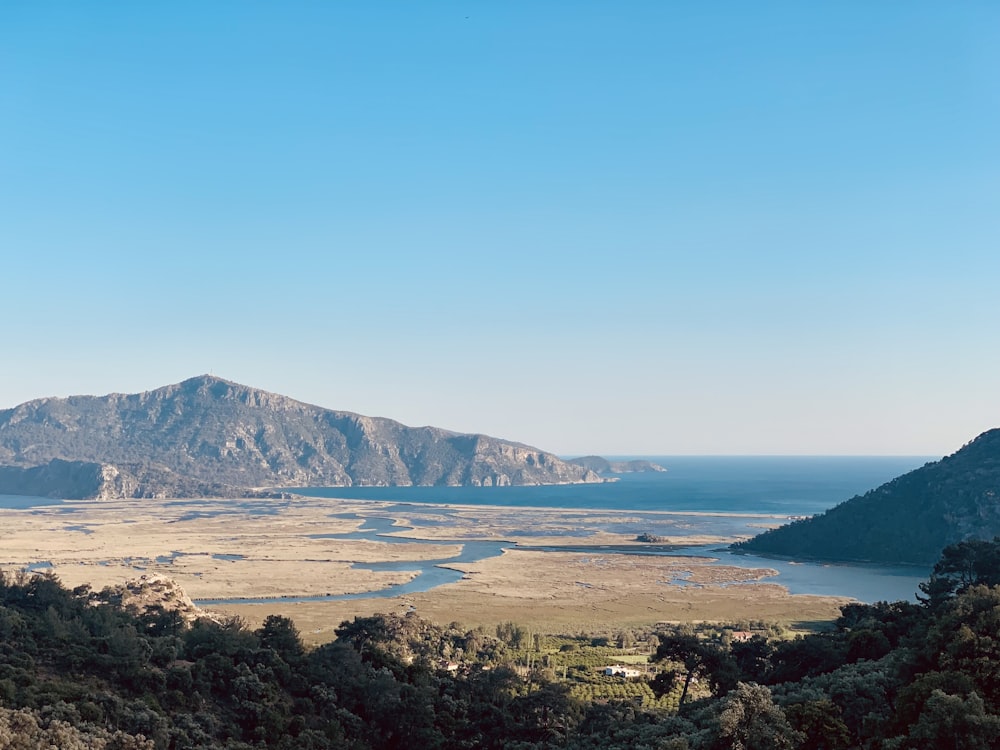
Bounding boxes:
2 539 1000 747
735 428 1000 565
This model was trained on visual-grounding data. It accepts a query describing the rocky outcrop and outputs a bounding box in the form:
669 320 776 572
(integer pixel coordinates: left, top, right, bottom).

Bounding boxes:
97 574 208 624
0 375 603 498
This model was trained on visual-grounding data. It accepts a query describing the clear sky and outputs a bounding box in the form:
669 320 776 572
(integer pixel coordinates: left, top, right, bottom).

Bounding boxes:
2 2 998 456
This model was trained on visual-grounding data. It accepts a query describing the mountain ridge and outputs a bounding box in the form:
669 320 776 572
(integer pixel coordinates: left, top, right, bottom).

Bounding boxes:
0 375 603 498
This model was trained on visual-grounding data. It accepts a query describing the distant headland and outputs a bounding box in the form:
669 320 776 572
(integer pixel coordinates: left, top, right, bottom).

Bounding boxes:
0 375 608 499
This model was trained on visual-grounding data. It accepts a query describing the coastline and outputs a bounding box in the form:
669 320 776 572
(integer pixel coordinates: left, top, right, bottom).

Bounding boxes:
285 492 797 519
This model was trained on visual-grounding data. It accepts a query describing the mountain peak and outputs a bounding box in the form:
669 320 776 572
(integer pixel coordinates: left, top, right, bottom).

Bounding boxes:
176 374 252 393
180 373 232 386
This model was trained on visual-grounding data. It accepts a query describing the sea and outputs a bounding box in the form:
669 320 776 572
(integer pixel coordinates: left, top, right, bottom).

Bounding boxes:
293 455 932 516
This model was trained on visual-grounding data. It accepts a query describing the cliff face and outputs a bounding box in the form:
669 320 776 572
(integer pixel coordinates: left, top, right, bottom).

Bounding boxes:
0 376 602 498
735 429 1000 566
0 459 106 499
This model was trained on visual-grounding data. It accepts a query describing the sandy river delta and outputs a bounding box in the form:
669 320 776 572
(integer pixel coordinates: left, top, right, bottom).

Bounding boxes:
0 497 847 644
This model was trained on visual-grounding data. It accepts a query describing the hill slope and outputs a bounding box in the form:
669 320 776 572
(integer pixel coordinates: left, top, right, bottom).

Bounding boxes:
734 429 1000 565
0 375 601 498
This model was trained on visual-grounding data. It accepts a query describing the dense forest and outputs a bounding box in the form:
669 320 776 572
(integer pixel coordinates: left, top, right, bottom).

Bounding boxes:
2 539 1000 749
736 428 1000 565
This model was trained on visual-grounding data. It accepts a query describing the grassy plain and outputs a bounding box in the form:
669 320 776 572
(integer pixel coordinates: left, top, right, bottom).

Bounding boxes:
0 496 849 644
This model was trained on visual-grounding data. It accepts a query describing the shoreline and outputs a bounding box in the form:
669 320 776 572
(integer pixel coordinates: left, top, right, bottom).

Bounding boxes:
283 492 806 520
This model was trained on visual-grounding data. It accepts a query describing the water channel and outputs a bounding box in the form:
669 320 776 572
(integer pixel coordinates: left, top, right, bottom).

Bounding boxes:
193 512 928 607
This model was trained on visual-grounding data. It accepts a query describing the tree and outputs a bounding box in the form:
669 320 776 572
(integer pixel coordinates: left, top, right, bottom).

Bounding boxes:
334 616 394 658
919 537 1000 609
731 636 773 684
767 634 846 684
711 682 802 750
920 584 1000 708
901 690 1000 750
257 615 305 667
652 633 738 705
509 681 582 745
784 699 851 750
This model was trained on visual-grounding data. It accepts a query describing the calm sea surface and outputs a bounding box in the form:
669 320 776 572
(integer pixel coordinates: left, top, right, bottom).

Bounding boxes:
293 456 932 515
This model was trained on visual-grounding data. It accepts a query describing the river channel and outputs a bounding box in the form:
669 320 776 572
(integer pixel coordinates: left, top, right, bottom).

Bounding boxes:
193 512 928 607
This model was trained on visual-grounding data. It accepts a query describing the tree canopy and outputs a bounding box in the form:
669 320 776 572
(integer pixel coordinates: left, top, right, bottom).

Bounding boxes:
0 536 998 748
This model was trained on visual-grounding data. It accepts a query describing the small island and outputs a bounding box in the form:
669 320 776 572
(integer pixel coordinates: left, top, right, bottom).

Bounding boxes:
567 456 668 474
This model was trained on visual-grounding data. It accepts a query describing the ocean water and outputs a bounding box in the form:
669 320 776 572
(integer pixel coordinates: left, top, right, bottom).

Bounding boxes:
293 455 933 515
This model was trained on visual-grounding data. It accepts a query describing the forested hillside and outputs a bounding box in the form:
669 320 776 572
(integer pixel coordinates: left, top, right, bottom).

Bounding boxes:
2 539 1000 748
736 429 1000 565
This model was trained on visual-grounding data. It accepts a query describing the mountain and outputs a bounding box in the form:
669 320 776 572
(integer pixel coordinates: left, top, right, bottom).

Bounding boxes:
567 456 667 474
0 375 603 499
734 429 1000 566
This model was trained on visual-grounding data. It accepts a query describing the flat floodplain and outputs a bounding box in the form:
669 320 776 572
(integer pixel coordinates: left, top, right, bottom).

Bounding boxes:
0 492 920 644
0 457 932 643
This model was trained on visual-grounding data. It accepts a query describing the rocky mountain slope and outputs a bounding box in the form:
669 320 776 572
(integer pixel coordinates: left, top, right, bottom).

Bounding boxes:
734 429 1000 565
0 375 602 498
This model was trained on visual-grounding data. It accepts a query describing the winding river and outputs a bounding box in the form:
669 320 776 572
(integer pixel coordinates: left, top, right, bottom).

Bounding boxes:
193 513 928 607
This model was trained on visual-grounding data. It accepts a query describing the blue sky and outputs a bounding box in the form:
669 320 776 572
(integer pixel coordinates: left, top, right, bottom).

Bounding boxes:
2 2 998 455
